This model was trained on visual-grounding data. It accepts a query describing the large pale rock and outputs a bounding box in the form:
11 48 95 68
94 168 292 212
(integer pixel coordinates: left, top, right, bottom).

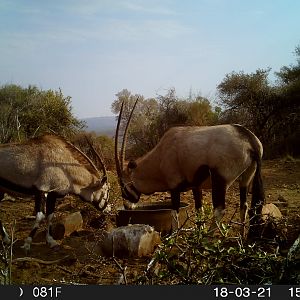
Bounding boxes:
262 203 283 222
91 224 161 258
261 203 284 239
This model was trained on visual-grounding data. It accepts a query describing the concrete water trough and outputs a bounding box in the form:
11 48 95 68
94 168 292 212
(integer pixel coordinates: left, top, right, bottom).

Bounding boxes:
116 201 191 235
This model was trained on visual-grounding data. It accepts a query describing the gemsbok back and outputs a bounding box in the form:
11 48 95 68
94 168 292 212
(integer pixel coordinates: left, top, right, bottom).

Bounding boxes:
0 134 109 251
115 99 265 237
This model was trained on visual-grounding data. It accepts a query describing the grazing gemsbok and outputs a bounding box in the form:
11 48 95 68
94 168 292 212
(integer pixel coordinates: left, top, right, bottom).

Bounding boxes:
0 134 109 251
115 99 265 237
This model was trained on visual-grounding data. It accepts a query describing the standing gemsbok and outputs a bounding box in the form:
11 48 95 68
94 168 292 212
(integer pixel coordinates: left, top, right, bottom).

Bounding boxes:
115 99 265 237
0 134 109 251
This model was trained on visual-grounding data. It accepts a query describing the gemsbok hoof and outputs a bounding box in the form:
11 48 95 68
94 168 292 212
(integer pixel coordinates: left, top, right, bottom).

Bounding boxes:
47 236 60 250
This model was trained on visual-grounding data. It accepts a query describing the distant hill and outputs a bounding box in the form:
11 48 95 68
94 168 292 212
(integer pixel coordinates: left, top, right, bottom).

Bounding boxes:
82 116 117 137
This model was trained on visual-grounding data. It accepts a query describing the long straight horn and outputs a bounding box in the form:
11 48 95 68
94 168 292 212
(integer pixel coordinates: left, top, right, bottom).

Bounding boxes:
120 97 139 169
115 101 125 180
85 135 107 178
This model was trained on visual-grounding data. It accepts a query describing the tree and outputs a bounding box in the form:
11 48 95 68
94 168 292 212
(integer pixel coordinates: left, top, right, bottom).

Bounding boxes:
217 46 300 157
187 96 220 126
0 84 33 143
217 69 278 136
274 46 300 156
276 46 300 84
154 88 188 138
0 84 84 143
112 88 219 158
111 89 160 156
71 132 115 170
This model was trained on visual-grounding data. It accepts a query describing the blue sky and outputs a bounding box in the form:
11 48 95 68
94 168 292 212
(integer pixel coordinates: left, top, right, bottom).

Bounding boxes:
0 0 299 118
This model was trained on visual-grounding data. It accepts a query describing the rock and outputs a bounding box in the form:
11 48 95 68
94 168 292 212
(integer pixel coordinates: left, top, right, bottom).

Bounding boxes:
34 211 83 241
53 212 83 239
89 224 161 258
262 203 283 222
261 203 284 240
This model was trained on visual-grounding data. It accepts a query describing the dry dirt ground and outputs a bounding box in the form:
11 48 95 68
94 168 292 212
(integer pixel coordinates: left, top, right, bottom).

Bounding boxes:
0 159 299 285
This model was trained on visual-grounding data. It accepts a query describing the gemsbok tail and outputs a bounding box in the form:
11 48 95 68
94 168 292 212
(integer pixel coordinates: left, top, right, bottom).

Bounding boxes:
248 151 265 238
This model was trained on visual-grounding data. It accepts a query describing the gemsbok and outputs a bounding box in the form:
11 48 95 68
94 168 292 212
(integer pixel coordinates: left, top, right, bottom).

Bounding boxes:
115 99 265 237
0 134 109 251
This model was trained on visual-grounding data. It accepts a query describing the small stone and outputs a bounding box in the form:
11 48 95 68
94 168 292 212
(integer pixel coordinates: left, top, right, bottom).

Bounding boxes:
54 211 83 238
34 212 83 241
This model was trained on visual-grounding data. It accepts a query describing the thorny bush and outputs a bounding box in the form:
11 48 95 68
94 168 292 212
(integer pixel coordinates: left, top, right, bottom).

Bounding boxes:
134 209 285 285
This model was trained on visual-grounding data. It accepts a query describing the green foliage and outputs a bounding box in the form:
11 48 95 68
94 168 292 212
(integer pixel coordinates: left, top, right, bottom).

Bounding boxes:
111 89 160 156
135 212 284 285
276 46 300 85
112 46 300 159
112 88 220 158
71 131 115 170
0 220 15 285
0 84 84 143
0 243 10 284
186 97 220 126
217 68 276 134
217 45 300 158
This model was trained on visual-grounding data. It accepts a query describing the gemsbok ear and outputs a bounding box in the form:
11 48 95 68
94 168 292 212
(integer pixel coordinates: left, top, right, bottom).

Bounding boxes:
128 160 137 169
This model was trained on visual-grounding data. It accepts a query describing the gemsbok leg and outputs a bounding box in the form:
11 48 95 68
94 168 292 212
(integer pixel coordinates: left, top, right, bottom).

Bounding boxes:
170 190 181 231
22 192 46 252
239 162 256 237
209 169 226 233
192 186 203 212
45 192 59 248
192 165 210 212
239 186 248 237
